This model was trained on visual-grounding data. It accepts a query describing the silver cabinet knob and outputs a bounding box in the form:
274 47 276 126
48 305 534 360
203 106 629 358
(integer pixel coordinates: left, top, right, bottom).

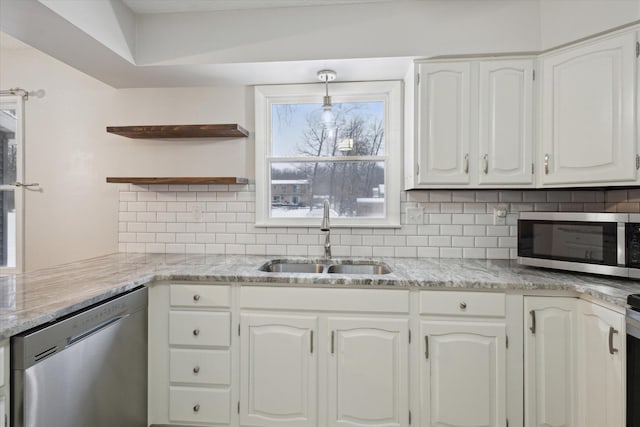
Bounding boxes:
193 294 200 302
459 302 467 310
193 329 200 336
193 403 200 412
193 366 200 374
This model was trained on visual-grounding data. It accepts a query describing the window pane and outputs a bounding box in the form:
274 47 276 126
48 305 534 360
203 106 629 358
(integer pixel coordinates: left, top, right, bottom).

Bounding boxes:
270 161 385 219
0 107 17 268
0 108 17 185
271 101 385 157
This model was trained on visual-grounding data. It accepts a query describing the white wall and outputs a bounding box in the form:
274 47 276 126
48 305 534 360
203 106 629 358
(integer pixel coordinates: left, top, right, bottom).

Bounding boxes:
0 45 254 271
540 0 640 49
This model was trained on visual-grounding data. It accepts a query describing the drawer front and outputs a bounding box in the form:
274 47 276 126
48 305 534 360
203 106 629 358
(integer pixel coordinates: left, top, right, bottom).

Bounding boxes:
169 387 230 424
169 311 231 347
170 284 231 308
170 349 231 385
420 291 505 317
240 287 410 313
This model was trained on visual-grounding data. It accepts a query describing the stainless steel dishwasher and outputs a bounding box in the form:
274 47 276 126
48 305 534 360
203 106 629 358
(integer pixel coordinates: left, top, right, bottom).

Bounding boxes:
11 286 148 427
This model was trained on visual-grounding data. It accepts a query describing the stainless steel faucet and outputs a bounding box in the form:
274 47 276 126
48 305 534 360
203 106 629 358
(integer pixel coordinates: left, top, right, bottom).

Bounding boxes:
321 199 331 260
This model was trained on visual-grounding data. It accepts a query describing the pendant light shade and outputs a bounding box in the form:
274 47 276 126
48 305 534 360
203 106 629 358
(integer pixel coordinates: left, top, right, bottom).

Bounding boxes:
317 70 337 127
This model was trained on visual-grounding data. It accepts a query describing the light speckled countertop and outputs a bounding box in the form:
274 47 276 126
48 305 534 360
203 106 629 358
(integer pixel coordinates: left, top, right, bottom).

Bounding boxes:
1 252 639 339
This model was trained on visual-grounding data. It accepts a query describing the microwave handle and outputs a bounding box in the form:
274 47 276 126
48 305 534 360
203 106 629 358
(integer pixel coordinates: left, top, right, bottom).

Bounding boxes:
618 223 626 266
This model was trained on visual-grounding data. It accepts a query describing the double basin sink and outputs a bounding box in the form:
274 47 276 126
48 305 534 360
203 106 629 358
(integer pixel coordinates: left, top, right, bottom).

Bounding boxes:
259 259 392 275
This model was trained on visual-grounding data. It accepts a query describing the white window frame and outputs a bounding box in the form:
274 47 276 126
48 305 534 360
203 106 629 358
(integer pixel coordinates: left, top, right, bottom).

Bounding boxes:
255 81 402 228
0 95 24 273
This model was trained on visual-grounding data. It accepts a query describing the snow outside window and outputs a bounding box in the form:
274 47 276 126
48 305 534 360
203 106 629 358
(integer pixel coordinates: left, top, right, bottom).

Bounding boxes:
255 81 402 228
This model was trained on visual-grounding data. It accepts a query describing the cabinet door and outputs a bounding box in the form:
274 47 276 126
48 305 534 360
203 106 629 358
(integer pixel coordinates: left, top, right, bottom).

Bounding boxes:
421 321 506 427
540 31 637 186
416 62 472 185
240 313 318 427
577 301 625 427
478 59 534 185
524 297 577 427
327 317 409 427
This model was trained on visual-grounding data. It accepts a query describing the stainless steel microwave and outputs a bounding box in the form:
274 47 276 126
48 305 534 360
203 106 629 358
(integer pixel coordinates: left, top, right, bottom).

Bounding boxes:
517 212 640 279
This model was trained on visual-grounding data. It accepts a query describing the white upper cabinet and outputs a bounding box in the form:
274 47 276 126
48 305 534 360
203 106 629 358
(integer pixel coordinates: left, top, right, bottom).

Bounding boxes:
540 30 638 186
411 58 534 188
478 59 534 185
415 61 472 186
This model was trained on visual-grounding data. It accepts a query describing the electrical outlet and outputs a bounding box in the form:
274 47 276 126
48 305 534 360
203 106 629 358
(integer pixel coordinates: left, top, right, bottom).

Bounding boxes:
191 205 203 222
406 207 424 225
493 205 508 225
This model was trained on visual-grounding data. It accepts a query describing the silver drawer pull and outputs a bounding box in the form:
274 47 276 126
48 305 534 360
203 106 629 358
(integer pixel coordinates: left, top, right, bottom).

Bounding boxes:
193 294 200 302
193 366 200 374
193 328 200 336
193 403 200 412
459 302 467 310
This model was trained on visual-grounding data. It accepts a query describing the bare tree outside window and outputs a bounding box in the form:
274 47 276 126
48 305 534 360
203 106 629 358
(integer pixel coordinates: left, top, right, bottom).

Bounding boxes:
270 101 386 219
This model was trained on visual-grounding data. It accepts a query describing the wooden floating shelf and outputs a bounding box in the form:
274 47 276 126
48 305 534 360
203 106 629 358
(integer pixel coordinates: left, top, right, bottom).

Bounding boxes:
106 124 249 139
106 177 249 185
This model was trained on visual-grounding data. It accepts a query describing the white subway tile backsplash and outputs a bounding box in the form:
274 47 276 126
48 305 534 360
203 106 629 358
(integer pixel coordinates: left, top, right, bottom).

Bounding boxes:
394 247 417 257
463 248 486 258
128 223 146 233
475 236 498 248
440 247 463 258
429 236 451 247
138 192 157 202
373 246 395 257
352 246 373 257
176 233 196 244
418 247 440 258
452 236 474 247
167 223 186 233
463 225 486 236
118 188 635 260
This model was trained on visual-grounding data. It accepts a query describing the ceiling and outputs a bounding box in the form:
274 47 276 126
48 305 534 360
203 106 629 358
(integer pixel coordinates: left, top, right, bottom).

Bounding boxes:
122 0 397 14
4 0 633 88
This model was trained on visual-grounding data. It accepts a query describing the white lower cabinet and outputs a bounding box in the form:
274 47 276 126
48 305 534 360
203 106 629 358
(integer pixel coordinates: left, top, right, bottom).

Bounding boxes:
328 317 409 427
147 283 628 427
240 313 318 427
148 283 233 426
419 291 507 427
577 300 625 427
524 297 577 427
239 286 411 427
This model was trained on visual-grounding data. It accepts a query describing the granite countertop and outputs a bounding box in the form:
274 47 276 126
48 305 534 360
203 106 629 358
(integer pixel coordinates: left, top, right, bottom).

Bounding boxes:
1 252 640 340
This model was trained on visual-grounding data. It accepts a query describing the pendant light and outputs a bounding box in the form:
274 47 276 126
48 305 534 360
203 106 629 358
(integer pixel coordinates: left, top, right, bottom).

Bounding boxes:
317 69 337 127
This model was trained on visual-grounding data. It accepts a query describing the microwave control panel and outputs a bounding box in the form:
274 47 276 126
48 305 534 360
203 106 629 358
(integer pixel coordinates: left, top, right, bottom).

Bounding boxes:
627 223 640 268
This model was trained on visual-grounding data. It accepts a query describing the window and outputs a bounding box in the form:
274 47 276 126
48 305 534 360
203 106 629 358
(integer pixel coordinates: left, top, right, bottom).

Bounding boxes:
0 95 24 272
255 81 402 227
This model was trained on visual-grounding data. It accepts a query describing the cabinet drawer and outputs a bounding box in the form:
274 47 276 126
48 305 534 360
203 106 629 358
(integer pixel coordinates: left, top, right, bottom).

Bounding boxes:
169 387 230 424
420 291 505 317
169 311 231 347
170 284 230 308
170 349 231 385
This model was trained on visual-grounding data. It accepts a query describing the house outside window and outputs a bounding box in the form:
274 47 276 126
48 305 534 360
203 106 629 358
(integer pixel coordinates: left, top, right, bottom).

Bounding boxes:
255 81 402 227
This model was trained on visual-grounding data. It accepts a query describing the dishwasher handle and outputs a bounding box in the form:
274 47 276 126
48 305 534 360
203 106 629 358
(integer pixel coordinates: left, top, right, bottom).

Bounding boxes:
66 314 130 347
